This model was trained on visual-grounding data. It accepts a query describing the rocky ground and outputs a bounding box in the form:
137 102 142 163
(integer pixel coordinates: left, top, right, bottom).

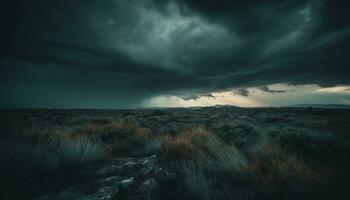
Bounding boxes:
36 155 174 200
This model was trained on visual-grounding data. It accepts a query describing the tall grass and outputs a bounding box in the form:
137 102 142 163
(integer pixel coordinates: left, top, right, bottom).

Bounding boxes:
70 119 155 157
246 143 322 195
160 128 220 159
162 127 324 200
0 129 105 198
208 145 247 172
57 136 105 168
175 161 212 200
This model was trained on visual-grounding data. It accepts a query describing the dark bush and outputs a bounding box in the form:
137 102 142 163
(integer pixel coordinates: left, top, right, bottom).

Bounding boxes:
217 122 260 147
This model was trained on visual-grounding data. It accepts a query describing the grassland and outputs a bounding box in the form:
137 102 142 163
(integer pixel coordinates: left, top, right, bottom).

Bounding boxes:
0 107 350 200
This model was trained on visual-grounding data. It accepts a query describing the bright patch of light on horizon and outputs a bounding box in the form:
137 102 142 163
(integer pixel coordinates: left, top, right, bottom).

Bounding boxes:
143 91 262 107
317 85 350 93
143 84 350 107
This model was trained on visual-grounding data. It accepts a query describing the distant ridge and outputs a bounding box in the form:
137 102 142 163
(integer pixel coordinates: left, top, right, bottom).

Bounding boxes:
288 104 350 109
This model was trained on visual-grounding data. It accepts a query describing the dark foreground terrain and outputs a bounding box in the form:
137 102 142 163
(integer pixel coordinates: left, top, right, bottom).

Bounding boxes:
1 106 350 200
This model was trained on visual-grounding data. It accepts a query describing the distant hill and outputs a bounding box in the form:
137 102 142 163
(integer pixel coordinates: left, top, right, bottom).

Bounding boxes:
288 104 350 109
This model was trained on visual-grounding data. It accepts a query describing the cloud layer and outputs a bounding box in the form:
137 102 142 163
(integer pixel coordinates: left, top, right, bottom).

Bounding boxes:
1 0 349 107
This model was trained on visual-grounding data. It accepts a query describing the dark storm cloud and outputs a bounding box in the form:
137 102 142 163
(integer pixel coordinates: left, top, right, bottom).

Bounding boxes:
234 89 250 97
258 86 286 94
0 0 349 107
178 93 216 100
162 0 350 82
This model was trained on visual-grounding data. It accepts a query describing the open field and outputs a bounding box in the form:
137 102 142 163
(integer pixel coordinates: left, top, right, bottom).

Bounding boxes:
1 107 350 200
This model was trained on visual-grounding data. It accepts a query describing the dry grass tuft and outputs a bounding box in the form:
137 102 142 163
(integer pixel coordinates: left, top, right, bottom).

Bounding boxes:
74 120 152 157
74 121 134 135
160 128 220 160
161 135 198 159
246 143 321 191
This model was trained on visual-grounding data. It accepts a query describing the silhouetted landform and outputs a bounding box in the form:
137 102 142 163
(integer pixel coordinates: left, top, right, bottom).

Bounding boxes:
288 104 350 109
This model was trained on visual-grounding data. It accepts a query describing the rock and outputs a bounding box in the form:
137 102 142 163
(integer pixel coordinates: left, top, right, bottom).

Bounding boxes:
118 177 135 191
123 160 137 167
97 164 118 175
140 156 156 175
101 175 119 184
114 177 137 199
121 177 134 185
95 186 116 200
139 178 157 192
118 159 138 173
35 155 165 200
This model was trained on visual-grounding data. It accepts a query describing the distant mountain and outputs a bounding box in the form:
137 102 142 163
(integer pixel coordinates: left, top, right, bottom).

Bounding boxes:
212 104 240 108
288 104 350 109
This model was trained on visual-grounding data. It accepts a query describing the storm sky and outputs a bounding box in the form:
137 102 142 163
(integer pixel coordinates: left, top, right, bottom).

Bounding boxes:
1 0 350 108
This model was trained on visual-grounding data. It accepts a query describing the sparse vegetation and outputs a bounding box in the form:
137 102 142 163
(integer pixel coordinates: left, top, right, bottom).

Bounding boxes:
0 107 349 199
175 161 212 200
0 131 105 199
160 128 220 159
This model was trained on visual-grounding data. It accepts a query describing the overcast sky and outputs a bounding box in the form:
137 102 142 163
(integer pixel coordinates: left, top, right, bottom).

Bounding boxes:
1 0 349 108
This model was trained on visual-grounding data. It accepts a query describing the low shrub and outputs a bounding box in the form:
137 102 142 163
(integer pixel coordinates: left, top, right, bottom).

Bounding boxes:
160 128 220 160
75 120 153 157
217 122 260 147
73 120 147 140
246 143 322 197
166 128 251 199
161 135 198 159
266 126 348 164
